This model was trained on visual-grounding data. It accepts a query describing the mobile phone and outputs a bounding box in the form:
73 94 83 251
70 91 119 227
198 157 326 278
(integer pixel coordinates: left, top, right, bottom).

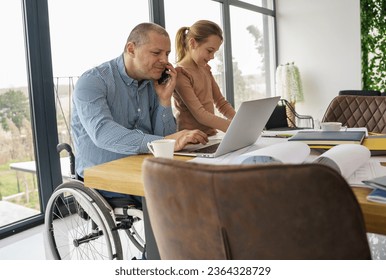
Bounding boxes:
158 69 170 85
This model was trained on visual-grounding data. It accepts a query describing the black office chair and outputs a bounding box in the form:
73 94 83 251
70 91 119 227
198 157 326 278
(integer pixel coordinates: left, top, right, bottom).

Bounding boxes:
265 99 314 131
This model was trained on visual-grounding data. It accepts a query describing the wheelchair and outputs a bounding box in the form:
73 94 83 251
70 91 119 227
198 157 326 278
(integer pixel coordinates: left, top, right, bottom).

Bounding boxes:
44 143 146 260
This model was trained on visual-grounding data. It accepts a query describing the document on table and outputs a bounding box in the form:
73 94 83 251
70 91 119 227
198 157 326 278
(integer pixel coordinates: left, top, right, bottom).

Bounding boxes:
189 136 386 188
347 158 386 187
230 141 310 164
189 137 289 165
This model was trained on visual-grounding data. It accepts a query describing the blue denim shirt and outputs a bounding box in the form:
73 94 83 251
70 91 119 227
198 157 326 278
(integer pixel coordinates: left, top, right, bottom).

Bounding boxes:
71 54 176 177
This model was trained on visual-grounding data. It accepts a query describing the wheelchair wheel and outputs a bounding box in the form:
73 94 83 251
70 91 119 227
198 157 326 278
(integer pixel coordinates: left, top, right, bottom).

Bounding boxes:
45 181 123 260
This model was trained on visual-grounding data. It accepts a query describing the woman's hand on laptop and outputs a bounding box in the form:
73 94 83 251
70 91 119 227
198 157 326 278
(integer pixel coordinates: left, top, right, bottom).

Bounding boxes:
165 129 209 151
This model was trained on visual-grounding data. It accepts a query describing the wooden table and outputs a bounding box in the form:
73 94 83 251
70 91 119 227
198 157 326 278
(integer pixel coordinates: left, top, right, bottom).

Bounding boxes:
84 155 155 197
84 154 386 236
351 187 386 235
84 154 190 259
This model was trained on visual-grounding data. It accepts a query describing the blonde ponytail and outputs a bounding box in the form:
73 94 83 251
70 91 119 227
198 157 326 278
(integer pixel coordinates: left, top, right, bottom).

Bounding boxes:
175 26 189 63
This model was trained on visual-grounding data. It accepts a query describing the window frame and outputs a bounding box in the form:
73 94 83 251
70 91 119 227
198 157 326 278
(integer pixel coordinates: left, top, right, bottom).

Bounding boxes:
212 0 277 105
0 0 277 238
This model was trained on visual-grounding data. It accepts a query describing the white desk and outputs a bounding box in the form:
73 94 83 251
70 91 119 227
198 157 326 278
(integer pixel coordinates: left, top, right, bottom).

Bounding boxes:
10 157 72 179
8 157 72 202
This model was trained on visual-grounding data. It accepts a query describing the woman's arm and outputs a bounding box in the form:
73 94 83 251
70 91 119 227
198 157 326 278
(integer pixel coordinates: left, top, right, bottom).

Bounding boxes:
210 70 236 120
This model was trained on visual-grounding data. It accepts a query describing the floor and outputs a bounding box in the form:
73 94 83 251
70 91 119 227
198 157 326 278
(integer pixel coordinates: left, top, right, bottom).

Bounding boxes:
1 224 385 260
0 222 143 260
368 233 386 259
0 201 40 228
0 224 46 260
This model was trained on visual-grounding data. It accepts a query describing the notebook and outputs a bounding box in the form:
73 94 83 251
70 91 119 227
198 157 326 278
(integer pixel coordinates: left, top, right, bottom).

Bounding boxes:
288 131 366 146
174 96 280 158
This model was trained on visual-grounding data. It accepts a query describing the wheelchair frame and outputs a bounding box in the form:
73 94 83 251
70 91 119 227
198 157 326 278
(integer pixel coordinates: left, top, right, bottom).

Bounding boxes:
44 144 145 260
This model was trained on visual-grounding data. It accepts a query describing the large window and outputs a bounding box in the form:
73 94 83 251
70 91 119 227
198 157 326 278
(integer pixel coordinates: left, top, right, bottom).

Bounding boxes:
165 0 276 109
0 0 276 238
230 5 276 109
0 1 40 229
165 0 223 70
164 0 225 110
242 0 274 9
48 0 149 148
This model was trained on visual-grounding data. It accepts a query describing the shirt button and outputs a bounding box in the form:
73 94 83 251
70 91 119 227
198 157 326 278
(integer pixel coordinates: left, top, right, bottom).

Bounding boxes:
138 108 141 112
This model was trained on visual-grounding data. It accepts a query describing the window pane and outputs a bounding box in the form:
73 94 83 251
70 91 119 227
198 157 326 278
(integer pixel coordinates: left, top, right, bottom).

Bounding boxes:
164 0 225 96
239 0 274 9
0 1 40 227
48 0 149 147
230 6 276 109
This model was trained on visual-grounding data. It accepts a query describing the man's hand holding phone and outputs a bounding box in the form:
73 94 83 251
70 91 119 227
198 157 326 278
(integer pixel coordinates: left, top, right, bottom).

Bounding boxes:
154 63 177 107
158 69 170 84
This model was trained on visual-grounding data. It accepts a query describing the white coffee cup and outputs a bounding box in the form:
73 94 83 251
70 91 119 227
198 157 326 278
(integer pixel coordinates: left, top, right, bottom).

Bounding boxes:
320 122 343 131
147 139 176 159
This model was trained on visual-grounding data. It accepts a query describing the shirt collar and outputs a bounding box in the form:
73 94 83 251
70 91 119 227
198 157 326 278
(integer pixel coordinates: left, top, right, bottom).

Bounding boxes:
117 54 150 88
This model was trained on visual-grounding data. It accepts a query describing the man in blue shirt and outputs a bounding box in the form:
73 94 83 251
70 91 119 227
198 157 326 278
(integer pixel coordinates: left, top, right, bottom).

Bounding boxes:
71 22 208 205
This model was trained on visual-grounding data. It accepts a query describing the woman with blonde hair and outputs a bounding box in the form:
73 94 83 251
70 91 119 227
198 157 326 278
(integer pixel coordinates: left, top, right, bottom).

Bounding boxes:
173 20 236 136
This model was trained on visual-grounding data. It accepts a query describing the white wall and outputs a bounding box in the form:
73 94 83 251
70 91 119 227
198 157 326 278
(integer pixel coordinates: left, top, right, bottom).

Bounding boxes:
276 0 361 122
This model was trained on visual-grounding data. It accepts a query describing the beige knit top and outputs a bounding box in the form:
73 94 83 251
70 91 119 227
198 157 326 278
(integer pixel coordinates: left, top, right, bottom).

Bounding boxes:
173 64 236 136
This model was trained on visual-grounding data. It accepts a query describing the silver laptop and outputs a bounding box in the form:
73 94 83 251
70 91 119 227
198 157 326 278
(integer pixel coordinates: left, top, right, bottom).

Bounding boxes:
175 96 280 158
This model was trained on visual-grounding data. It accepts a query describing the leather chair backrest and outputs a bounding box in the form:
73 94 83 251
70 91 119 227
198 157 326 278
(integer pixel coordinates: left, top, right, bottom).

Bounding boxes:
142 158 371 260
339 90 381 96
322 95 386 133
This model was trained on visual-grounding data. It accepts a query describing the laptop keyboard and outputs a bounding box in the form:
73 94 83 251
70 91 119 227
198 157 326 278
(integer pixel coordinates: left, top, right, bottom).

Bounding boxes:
194 143 220 153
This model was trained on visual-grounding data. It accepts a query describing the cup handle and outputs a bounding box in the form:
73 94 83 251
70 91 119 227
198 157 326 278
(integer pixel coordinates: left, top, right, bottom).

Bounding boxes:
147 142 155 155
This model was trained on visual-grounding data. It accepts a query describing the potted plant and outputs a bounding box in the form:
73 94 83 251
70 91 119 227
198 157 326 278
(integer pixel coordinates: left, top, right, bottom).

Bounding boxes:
275 62 304 126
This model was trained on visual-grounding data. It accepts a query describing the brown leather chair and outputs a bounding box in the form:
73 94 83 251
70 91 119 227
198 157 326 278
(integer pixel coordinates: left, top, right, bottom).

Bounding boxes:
142 158 371 260
322 95 386 133
339 90 381 96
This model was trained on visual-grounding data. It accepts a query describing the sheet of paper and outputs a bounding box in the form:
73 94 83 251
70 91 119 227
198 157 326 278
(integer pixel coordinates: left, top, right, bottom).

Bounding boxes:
230 141 310 164
313 144 371 178
189 136 287 165
189 134 386 189
348 157 386 187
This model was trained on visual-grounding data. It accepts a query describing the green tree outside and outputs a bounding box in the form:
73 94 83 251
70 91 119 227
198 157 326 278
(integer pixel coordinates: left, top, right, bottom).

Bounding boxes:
0 89 30 131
